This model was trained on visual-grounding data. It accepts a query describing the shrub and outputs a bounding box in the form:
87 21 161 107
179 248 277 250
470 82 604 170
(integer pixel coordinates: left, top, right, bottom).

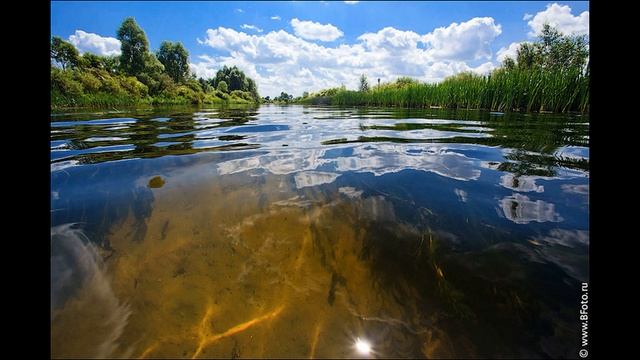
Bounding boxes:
51 68 84 98
121 76 149 97
74 71 101 93
101 76 124 95
217 80 228 93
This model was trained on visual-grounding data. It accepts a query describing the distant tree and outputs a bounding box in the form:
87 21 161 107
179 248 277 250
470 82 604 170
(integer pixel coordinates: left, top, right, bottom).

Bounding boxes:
538 24 588 70
198 77 213 92
217 80 228 93
117 17 150 76
102 56 121 74
395 77 419 88
302 91 309 98
502 57 516 70
79 52 102 69
359 74 369 92
51 36 80 70
244 77 259 100
136 53 172 95
508 24 588 73
157 41 190 83
276 92 293 102
515 42 538 70
215 65 246 92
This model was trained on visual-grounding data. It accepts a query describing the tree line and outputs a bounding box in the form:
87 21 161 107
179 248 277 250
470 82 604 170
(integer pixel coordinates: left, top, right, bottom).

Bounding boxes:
51 17 259 108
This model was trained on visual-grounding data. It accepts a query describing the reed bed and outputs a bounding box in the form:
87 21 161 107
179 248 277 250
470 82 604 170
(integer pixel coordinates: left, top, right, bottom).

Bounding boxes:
331 68 589 113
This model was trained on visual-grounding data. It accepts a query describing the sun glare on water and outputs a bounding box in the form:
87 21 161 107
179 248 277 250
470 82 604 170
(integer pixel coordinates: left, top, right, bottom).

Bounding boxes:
355 337 372 356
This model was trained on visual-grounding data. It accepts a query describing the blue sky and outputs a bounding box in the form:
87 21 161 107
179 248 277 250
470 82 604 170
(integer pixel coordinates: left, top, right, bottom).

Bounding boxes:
51 1 589 97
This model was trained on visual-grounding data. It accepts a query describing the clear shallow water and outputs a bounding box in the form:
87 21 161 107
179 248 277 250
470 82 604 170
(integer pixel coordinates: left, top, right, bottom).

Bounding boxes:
51 105 589 358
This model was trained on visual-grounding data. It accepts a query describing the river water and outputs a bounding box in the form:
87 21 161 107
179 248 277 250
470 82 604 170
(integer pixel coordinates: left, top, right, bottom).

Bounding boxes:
51 105 589 358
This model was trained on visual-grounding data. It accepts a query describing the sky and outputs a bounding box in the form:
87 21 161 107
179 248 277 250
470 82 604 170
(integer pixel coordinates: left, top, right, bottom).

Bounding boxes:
51 1 589 98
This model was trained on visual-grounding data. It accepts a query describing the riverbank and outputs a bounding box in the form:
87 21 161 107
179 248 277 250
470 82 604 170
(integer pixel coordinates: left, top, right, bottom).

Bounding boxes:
51 67 258 111
296 68 589 113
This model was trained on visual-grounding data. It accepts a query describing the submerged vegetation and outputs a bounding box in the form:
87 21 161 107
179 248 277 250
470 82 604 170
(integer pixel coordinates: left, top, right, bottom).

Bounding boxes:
301 25 589 113
51 17 260 109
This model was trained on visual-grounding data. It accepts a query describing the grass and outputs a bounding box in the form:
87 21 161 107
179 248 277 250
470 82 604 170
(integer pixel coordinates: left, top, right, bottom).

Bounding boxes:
328 68 589 113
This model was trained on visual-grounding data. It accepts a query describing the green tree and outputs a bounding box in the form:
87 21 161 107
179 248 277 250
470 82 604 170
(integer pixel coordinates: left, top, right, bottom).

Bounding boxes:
515 43 538 69
509 24 588 72
217 80 228 93
136 53 172 95
276 92 292 102
102 56 121 74
117 17 149 76
244 77 259 100
215 65 246 92
157 41 190 83
359 74 370 92
51 36 80 70
198 77 213 93
502 57 516 70
538 24 588 70
79 53 103 69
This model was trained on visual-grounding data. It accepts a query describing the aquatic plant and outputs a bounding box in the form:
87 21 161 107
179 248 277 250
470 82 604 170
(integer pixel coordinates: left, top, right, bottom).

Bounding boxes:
331 68 588 113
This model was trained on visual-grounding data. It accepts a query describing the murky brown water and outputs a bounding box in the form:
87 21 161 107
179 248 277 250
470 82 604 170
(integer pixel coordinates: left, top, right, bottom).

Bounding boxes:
51 105 589 358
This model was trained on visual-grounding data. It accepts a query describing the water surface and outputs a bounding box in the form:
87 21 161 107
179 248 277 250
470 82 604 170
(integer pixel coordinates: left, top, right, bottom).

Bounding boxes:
51 105 589 358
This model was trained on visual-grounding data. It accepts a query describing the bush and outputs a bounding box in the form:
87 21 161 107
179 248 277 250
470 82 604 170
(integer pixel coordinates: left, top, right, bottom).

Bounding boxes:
101 76 124 95
217 80 228 93
176 85 203 104
121 76 148 97
74 71 101 93
51 68 84 98
184 78 203 93
230 90 252 100
214 89 229 100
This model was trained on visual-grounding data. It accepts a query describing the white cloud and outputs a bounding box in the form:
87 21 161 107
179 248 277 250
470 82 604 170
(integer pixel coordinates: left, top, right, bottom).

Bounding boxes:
195 17 502 97
290 18 344 41
235 8 244 13
270 16 281 21
523 13 533 21
496 41 528 63
344 1 360 4
423 17 502 61
527 3 589 37
241 24 263 33
358 27 423 53
190 55 219 79
68 30 121 56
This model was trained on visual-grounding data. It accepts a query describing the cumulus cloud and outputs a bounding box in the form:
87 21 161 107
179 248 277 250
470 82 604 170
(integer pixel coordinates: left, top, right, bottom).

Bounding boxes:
496 41 528 63
68 30 121 56
189 55 220 79
194 17 502 97
423 17 502 61
241 24 263 33
527 3 589 36
270 16 281 20
290 18 344 41
523 13 533 21
358 27 423 53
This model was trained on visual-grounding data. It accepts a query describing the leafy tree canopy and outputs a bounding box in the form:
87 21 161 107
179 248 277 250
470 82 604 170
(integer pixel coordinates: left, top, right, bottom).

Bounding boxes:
117 17 150 76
